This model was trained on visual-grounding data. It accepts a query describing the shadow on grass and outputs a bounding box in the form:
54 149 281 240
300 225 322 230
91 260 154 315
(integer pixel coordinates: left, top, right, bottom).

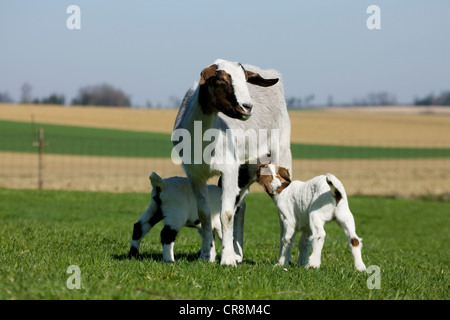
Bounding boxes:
112 251 200 262
112 251 258 265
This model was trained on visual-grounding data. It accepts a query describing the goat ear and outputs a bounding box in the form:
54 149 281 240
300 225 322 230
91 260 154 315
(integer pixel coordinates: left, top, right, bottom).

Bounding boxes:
245 70 279 87
277 167 291 183
200 64 218 85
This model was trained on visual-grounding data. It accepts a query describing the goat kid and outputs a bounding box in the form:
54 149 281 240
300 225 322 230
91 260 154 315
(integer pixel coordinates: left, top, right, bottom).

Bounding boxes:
128 172 245 262
257 163 366 271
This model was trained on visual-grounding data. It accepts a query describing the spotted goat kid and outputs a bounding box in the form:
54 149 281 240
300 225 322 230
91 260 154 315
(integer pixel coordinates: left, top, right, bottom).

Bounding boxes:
128 172 245 263
256 163 366 271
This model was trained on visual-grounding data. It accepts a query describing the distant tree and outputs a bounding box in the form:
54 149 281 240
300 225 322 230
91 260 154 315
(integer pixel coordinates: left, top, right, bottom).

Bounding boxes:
286 97 302 108
415 91 450 106
20 82 32 103
286 94 316 109
434 91 450 105
168 95 181 109
41 93 65 105
414 94 434 106
353 91 397 106
304 94 315 106
327 95 334 107
145 100 153 108
71 83 131 107
0 91 13 103
367 92 397 106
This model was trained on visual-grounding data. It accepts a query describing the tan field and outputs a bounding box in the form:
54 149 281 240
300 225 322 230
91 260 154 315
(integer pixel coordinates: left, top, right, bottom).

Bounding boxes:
2 103 450 147
1 152 449 198
1 103 450 197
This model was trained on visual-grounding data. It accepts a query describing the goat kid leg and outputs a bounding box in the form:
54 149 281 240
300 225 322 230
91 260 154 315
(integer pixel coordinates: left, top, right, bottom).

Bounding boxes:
307 212 326 269
191 180 216 262
297 229 311 266
277 212 296 266
336 209 366 271
128 201 162 259
161 225 179 263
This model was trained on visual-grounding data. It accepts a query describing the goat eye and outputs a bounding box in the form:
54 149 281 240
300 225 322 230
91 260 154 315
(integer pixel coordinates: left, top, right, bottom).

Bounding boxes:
215 79 227 87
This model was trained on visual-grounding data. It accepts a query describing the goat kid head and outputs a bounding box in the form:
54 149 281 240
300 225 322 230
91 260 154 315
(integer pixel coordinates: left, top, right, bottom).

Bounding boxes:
198 59 279 120
256 163 291 197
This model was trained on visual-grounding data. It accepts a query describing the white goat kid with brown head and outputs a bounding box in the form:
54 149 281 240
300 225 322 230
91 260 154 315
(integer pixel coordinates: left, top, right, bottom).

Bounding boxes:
173 59 292 266
257 163 366 271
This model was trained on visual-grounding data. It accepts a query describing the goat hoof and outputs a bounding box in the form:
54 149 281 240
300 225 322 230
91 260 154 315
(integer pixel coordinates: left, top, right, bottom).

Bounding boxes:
198 253 212 262
220 255 238 267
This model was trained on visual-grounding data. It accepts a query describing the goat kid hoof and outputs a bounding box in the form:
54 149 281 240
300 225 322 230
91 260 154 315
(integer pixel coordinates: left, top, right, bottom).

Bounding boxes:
128 247 140 260
163 259 175 263
356 264 367 272
274 261 290 267
274 263 284 267
306 263 320 269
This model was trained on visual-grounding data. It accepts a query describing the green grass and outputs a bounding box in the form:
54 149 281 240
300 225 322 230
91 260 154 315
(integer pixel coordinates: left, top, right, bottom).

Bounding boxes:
0 188 448 300
0 120 172 158
2 120 450 159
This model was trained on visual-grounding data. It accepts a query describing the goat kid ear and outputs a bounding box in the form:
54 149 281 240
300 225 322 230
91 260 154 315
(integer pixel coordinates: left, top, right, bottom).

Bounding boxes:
277 167 291 183
260 179 274 197
200 64 218 85
245 70 279 87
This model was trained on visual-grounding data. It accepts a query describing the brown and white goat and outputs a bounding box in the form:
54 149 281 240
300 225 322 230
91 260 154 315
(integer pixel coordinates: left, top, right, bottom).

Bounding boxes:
172 59 292 266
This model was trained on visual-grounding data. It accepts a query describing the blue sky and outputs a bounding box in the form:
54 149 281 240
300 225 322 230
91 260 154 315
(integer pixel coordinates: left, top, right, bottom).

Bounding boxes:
1 1 449 107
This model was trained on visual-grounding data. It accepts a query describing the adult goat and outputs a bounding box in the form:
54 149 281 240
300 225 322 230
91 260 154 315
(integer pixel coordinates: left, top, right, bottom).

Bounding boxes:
172 59 292 266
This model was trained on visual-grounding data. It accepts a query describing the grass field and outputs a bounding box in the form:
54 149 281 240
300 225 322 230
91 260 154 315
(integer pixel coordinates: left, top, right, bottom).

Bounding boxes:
2 104 450 147
0 188 448 300
1 105 449 301
2 119 450 159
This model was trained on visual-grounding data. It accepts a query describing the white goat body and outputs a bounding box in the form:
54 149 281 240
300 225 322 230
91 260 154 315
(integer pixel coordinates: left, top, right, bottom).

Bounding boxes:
257 163 366 271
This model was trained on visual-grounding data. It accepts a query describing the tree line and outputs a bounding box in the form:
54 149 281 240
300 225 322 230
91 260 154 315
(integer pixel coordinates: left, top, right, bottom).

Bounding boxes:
286 91 450 109
1 83 449 108
0 83 131 107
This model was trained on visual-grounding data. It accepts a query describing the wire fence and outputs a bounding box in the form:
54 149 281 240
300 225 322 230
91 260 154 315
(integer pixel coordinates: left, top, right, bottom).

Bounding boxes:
1 122 450 198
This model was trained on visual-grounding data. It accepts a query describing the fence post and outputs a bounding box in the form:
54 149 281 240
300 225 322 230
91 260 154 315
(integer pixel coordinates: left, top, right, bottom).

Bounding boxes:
37 128 44 190
32 127 49 190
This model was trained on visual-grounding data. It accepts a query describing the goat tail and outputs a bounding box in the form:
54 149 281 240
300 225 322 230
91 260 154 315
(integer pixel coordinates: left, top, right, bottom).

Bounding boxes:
149 172 165 189
326 173 346 204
